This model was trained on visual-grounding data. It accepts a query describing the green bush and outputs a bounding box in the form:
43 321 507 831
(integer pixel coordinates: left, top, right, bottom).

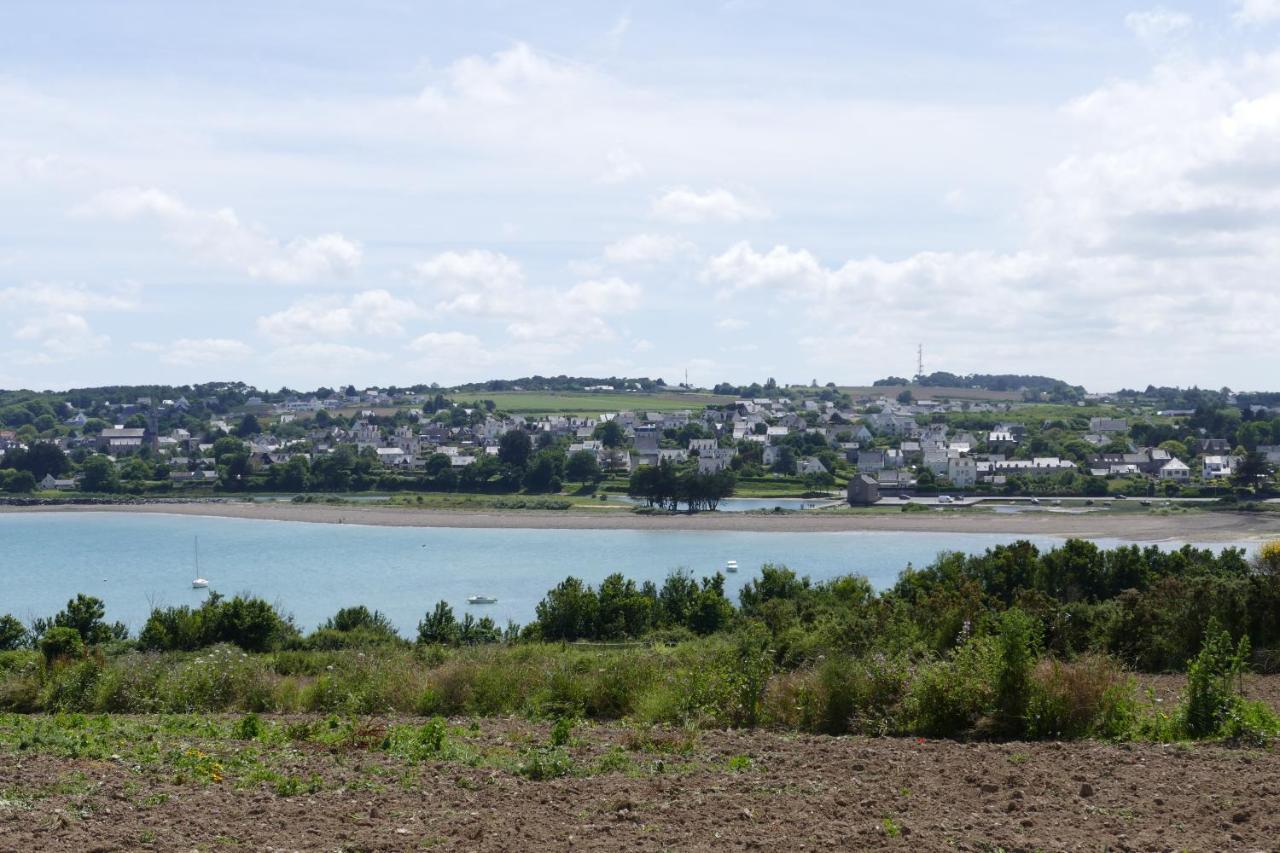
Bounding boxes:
993 609 1039 736
907 638 998 738
1024 655 1135 740
39 627 85 666
1182 619 1250 738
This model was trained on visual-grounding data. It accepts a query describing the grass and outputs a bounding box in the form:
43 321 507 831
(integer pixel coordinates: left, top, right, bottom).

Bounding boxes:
7 637 1276 744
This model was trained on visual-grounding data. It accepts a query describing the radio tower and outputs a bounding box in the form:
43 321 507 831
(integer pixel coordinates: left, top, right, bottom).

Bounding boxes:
916 344 924 381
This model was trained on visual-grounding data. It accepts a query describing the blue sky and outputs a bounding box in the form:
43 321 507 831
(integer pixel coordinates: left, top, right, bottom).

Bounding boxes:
4 1 1280 391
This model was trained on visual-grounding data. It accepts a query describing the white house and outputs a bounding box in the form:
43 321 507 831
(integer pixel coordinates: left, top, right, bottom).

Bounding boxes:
1202 455 1232 480
1158 458 1190 481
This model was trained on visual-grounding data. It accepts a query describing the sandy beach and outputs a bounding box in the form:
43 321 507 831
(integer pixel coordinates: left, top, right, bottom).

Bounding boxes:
4 500 1279 541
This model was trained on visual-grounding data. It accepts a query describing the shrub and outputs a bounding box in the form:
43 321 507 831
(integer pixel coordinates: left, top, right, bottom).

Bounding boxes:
907 638 998 738
1182 618 1250 738
39 627 85 666
993 609 1039 736
1025 655 1135 740
139 594 297 653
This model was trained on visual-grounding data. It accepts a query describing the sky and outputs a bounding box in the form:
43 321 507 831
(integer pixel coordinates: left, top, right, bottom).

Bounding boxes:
3 1 1280 393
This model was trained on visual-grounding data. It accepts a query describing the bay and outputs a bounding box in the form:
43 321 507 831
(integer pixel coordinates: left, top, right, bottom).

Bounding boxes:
0 513 1258 637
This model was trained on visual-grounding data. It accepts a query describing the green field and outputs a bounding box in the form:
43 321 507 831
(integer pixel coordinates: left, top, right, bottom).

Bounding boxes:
449 390 736 416
832 384 1025 402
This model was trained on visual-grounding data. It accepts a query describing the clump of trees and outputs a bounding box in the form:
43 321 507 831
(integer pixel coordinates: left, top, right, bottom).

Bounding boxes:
627 460 736 511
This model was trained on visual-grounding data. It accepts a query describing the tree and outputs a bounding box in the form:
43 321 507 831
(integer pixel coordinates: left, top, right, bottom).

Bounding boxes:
535 577 599 641
522 449 564 493
417 600 459 644
565 450 602 484
270 455 310 491
897 389 915 405
1233 451 1271 489
52 593 126 644
0 614 27 650
498 429 533 468
235 414 262 437
0 469 36 493
1 441 69 479
593 419 625 448
79 454 119 493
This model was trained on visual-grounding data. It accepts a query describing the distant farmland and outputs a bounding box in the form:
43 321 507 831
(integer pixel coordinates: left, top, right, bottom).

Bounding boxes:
834 384 1025 402
448 390 737 416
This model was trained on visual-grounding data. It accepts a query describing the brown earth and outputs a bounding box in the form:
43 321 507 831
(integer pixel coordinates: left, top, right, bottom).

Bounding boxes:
7 500 1280 541
3 714 1279 852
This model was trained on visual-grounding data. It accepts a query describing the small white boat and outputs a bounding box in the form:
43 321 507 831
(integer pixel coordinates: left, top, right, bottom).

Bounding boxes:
190 536 209 589
724 560 739 573
467 594 497 605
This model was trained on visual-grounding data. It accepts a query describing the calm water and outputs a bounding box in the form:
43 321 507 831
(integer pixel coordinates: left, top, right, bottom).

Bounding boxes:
0 513 1257 636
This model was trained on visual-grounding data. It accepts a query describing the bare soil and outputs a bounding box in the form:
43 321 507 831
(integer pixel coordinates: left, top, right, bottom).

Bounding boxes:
3 714 1279 852
7 500 1280 541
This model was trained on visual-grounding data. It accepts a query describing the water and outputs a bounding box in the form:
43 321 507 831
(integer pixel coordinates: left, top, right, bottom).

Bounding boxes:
0 513 1257 637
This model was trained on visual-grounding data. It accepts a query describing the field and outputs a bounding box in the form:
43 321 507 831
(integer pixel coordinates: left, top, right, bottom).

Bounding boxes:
834 384 1026 402
448 390 736 417
4 685 1279 851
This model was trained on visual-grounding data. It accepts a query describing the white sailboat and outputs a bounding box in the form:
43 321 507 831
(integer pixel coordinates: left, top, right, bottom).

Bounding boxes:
191 536 209 589
724 560 739 573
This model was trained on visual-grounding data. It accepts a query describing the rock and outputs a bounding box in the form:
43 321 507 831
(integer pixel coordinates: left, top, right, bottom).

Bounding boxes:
980 783 1000 794
1079 783 1094 798
1231 811 1251 824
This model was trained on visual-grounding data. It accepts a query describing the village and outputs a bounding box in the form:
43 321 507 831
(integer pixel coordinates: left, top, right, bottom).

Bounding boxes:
2 380 1276 502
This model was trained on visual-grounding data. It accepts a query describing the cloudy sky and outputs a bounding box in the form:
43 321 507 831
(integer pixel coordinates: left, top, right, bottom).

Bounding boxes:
4 1 1280 392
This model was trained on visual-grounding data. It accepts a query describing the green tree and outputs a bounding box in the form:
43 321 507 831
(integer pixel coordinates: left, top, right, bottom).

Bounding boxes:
1 441 69 479
1233 450 1271 489
535 577 599 641
522 449 564 493
53 594 126 645
236 414 263 437
498 429 533 468
78 454 119 493
565 450 602 484
417 600 459 645
593 419 625 448
0 614 27 650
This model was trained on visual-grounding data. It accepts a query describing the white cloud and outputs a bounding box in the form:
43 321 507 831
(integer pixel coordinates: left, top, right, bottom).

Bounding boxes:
134 337 252 366
598 147 644 184
702 242 825 294
603 233 695 264
412 249 526 315
408 331 488 361
1 281 140 312
418 42 592 108
257 289 420 342
269 342 390 370
1124 8 1193 44
1234 0 1280 25
76 187 362 283
715 317 748 331
652 187 770 223
562 277 642 314
10 312 109 363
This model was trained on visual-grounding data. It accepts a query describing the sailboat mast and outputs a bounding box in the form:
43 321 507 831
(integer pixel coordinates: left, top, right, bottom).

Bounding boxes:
194 536 199 574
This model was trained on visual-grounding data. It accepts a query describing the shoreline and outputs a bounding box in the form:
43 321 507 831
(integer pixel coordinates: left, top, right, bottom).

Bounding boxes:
3 500 1279 541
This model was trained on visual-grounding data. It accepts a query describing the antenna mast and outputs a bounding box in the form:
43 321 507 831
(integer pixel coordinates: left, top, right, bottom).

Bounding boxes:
916 344 924 381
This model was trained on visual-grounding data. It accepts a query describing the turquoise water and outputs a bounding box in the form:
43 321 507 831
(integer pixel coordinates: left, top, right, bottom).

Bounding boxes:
0 513 1257 636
